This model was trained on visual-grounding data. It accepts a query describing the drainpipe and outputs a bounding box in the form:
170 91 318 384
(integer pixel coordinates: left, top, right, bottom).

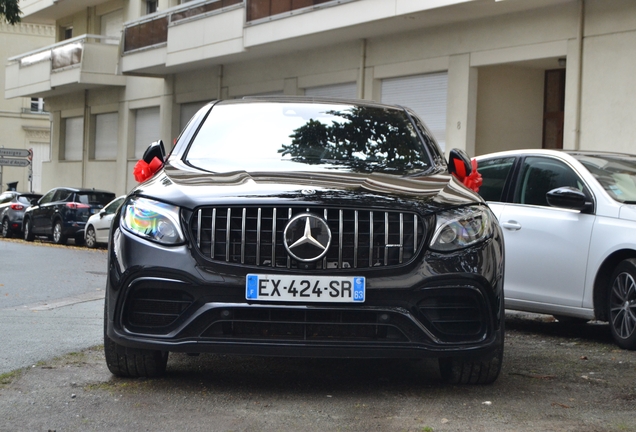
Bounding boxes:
573 0 585 150
358 39 367 100
82 89 89 188
218 65 224 99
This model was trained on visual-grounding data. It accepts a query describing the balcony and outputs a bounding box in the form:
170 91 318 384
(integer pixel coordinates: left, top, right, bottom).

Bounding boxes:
120 0 544 77
121 0 244 75
19 0 109 24
5 34 126 99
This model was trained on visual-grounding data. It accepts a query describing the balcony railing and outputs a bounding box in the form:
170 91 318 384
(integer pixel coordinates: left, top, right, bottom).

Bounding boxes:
21 108 49 114
9 34 120 71
123 0 243 53
246 0 337 22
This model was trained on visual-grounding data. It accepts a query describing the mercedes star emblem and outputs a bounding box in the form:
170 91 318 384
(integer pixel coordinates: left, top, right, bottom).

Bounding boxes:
283 213 332 262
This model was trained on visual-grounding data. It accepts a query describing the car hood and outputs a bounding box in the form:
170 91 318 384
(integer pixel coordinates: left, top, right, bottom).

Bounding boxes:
619 204 636 221
131 160 482 215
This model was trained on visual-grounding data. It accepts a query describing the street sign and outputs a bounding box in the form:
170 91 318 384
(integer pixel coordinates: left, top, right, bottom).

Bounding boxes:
0 148 31 158
0 157 31 167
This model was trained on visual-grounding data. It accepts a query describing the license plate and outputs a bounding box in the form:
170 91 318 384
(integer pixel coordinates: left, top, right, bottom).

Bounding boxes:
246 274 365 303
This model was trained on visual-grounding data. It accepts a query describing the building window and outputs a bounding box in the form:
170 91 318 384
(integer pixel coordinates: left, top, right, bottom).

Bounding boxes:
134 107 160 159
94 113 119 160
146 0 158 14
30 98 44 113
63 26 73 40
63 117 84 161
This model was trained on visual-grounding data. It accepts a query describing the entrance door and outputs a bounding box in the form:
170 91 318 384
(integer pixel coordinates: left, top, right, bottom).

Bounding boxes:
542 68 565 149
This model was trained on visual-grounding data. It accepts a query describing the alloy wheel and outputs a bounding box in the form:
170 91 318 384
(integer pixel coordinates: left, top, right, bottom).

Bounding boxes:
86 227 96 248
53 223 62 243
2 220 9 238
610 271 636 340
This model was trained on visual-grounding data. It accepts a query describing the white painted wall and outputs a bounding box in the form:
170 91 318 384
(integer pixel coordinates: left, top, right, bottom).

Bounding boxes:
475 65 545 156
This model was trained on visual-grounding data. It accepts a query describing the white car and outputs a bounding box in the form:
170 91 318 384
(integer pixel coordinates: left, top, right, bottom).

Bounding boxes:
84 196 125 248
475 149 636 350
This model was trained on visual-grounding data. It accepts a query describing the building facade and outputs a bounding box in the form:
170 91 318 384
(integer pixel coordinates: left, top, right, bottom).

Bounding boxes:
5 0 636 196
1 21 54 193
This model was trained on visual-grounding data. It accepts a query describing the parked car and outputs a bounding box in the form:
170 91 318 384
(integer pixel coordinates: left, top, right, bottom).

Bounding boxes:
0 191 42 238
476 149 636 350
23 187 116 245
84 195 125 248
105 98 505 384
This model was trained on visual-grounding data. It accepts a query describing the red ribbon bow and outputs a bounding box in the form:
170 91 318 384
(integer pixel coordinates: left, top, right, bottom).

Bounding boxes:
133 156 163 183
463 159 482 192
452 158 482 193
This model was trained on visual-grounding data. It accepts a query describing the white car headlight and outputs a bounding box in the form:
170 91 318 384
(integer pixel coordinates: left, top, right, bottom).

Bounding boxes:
430 206 494 252
121 196 184 245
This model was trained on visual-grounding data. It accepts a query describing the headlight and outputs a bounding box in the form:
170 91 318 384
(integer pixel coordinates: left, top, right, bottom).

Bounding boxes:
121 197 184 245
430 206 494 252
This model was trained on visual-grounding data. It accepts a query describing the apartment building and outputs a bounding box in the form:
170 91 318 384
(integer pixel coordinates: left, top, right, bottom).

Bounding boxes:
1 21 54 193
5 0 636 195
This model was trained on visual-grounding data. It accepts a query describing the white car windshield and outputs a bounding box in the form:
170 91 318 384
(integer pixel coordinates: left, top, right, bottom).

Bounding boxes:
184 102 436 175
574 153 636 203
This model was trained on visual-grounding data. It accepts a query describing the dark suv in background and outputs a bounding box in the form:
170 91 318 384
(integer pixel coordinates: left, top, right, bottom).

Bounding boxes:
0 191 42 238
23 187 115 245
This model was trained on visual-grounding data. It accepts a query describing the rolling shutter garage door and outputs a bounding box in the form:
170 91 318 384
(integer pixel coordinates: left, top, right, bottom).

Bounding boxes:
134 107 160 159
305 82 357 99
381 72 448 152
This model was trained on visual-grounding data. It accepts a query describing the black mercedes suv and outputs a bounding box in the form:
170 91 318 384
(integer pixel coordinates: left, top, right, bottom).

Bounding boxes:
105 98 505 384
23 187 115 245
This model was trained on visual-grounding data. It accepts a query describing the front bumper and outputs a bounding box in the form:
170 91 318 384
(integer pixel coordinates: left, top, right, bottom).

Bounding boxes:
106 227 505 359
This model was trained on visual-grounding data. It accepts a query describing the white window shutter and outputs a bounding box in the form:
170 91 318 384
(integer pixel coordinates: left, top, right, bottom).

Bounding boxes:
180 102 207 131
134 107 160 159
95 112 119 160
100 9 123 45
65 117 84 161
305 82 357 99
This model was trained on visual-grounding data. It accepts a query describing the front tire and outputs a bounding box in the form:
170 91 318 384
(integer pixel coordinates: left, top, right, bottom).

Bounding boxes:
439 347 503 385
52 220 67 245
104 303 168 378
608 259 636 350
85 226 97 248
23 218 34 241
2 218 12 238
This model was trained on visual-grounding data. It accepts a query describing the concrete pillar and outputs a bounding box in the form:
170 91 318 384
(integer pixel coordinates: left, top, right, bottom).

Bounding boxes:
446 54 478 157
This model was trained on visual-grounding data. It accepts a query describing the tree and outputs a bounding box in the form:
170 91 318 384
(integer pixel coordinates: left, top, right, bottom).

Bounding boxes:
279 107 430 174
1 0 21 25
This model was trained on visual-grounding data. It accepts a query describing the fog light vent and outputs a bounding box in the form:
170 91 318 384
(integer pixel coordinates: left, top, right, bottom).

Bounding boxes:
125 287 194 328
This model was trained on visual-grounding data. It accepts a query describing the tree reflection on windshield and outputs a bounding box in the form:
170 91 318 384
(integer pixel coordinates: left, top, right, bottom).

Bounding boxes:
278 107 430 174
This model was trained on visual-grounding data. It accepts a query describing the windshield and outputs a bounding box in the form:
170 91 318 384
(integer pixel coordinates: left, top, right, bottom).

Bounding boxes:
77 193 116 206
574 153 636 203
185 102 435 175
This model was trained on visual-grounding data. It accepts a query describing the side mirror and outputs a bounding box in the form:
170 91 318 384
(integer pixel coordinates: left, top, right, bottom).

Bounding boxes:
546 187 593 212
134 140 166 183
448 148 472 180
142 140 166 164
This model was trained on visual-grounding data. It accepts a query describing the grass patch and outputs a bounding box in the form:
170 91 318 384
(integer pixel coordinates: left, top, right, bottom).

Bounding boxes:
0 369 23 386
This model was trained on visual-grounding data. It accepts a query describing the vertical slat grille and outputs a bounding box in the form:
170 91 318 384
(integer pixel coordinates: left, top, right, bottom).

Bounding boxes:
191 206 425 269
